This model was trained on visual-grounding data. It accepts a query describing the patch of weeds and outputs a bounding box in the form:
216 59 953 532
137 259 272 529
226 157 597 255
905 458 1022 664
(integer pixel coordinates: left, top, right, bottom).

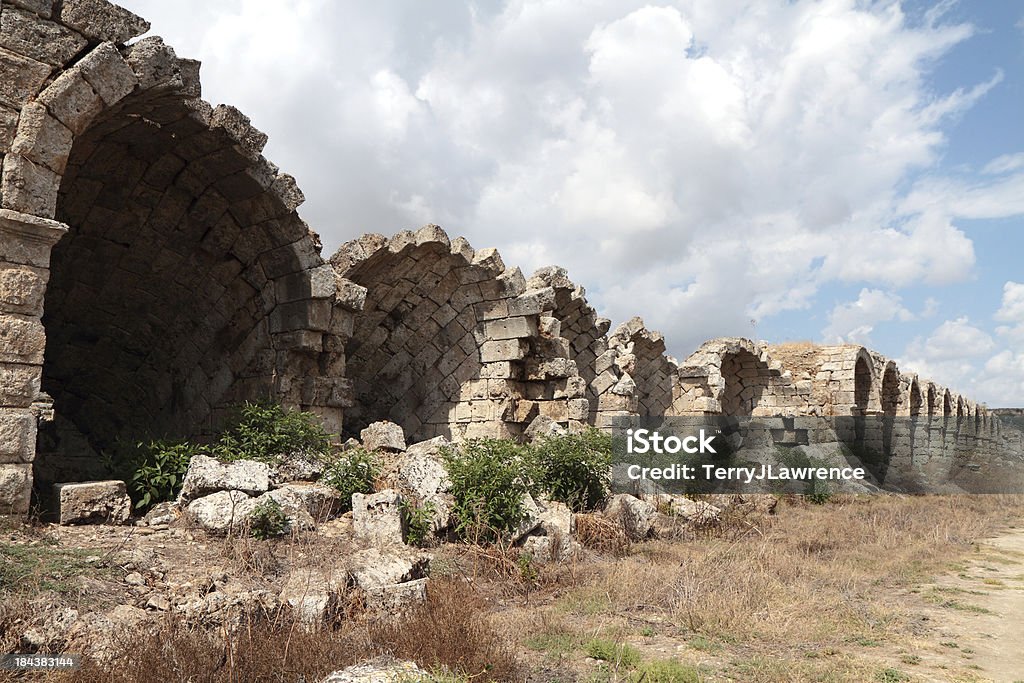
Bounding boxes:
556 588 612 616
0 544 103 595
102 439 194 512
852 636 883 647
212 401 332 464
639 626 656 637
401 499 437 548
627 659 701 683
321 447 378 513
442 438 532 543
940 641 959 649
900 654 922 665
517 552 539 584
876 668 910 682
688 635 721 652
944 600 993 614
585 638 641 669
249 498 289 540
528 428 612 512
525 631 579 658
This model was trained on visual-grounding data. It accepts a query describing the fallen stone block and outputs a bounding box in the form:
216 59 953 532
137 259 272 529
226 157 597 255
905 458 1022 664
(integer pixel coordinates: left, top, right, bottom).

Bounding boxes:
54 480 131 525
186 490 258 533
603 494 657 541
360 421 406 452
318 659 426 683
138 500 179 527
178 454 270 503
264 482 342 522
521 534 583 564
363 577 428 611
279 569 348 626
352 489 405 545
347 547 430 592
398 437 453 533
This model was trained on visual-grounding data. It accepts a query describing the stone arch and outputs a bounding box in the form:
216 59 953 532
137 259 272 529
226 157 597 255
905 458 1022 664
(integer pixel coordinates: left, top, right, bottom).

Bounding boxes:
854 351 873 415
906 376 923 417
606 317 677 419
331 226 585 443
681 339 791 417
925 383 937 418
0 6 337 506
527 266 610 419
880 362 899 417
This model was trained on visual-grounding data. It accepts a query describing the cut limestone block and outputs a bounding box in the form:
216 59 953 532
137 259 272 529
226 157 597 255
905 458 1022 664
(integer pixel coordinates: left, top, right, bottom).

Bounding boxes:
54 480 131 525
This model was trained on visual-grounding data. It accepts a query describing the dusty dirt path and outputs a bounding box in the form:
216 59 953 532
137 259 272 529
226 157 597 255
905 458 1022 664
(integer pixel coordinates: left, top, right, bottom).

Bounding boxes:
906 524 1024 682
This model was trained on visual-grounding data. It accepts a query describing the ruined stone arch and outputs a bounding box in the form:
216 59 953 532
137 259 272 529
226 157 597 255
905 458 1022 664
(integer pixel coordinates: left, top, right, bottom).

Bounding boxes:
330 226 586 443
683 339 784 417
526 266 610 420
925 382 937 418
0 4 339 507
606 317 677 420
942 389 953 420
853 350 873 416
880 361 899 417
906 375 923 417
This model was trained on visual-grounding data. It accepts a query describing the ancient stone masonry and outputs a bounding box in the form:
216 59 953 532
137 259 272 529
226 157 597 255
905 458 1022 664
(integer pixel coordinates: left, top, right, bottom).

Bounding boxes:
0 0 347 511
0 1 1016 512
329 228 588 443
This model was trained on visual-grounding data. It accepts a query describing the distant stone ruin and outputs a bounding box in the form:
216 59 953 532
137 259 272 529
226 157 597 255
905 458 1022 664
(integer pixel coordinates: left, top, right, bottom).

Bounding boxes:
0 1 1016 513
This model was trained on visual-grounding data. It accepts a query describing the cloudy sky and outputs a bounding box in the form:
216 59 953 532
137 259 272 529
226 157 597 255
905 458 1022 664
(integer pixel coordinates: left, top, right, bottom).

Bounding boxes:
117 0 1024 406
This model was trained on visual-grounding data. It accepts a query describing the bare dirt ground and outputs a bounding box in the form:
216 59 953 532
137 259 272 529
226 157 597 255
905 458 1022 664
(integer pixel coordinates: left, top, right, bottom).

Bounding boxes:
893 524 1024 683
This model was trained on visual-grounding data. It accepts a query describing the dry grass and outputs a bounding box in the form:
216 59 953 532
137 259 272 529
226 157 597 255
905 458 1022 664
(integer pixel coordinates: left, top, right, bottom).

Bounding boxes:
501 494 1024 680
576 513 631 555
4 494 1022 682
6 577 520 683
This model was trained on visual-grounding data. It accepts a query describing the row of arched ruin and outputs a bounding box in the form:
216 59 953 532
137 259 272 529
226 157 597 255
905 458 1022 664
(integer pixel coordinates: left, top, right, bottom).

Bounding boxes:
0 1 1015 512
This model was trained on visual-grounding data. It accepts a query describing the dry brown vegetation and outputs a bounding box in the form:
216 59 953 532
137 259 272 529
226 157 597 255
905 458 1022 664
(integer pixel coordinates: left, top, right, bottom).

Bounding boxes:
2 494 1022 682
2 577 517 683
488 494 1024 681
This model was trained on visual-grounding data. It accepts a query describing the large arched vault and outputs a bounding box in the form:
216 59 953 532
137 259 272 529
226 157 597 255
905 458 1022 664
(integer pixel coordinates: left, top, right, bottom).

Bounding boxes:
0 2 345 510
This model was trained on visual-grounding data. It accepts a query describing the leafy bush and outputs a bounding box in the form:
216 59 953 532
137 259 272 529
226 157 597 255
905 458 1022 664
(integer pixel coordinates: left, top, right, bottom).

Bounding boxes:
212 402 331 464
528 428 612 511
102 440 194 511
249 498 289 540
442 439 532 542
401 499 437 548
321 448 378 513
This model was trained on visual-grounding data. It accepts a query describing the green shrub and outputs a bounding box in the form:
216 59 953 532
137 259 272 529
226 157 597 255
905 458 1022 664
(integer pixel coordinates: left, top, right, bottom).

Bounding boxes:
212 402 331 464
249 498 290 540
102 439 195 512
321 447 378 513
401 499 437 548
442 438 532 542
529 428 612 511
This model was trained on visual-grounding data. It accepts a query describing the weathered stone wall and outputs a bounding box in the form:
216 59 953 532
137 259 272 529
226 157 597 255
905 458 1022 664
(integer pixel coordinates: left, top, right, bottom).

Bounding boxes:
0 1 1014 513
330 227 588 443
0 0 342 510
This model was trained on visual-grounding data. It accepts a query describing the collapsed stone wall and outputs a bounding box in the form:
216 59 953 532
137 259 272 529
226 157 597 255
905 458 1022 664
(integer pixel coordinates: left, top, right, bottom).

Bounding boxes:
0 1 1013 513
329 227 588 443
